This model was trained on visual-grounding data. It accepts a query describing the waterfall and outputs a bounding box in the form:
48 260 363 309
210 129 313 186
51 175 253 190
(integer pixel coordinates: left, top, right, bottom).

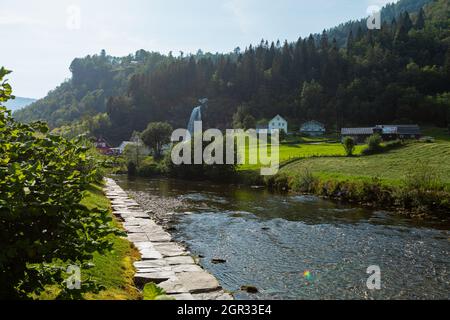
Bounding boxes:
187 106 202 135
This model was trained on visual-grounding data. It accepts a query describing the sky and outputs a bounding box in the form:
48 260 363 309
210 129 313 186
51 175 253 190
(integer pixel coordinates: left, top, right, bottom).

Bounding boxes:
0 0 396 98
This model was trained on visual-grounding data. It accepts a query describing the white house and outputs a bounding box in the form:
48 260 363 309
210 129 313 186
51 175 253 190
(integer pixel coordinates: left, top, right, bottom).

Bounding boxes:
268 115 288 133
300 120 326 136
118 141 133 154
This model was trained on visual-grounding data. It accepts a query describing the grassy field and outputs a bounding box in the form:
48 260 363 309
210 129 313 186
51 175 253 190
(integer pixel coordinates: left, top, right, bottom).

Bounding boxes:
281 127 450 188
238 139 366 171
38 184 141 300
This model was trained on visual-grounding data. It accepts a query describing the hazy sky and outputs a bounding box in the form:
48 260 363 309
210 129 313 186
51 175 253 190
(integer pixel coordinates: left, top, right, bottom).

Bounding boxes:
1 0 395 98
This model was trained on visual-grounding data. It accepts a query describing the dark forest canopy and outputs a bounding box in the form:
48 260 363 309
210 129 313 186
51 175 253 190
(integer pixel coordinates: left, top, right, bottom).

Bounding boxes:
13 0 450 145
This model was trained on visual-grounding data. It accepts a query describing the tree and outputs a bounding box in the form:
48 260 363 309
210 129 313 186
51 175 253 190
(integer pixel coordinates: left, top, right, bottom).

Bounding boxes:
0 69 122 299
363 134 383 155
416 8 425 29
141 122 173 159
300 80 325 121
342 136 356 157
233 105 255 130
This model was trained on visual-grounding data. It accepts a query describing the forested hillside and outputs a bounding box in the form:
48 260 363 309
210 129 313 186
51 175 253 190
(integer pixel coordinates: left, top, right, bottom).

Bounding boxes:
14 0 450 145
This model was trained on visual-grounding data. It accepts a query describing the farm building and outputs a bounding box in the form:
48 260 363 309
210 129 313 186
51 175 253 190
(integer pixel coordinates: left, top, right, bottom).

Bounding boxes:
341 127 381 143
300 120 326 136
341 125 421 143
94 137 114 155
376 125 422 140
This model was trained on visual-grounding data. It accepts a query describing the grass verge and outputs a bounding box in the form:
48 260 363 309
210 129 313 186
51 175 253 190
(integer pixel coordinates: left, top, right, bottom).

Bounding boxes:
38 183 141 300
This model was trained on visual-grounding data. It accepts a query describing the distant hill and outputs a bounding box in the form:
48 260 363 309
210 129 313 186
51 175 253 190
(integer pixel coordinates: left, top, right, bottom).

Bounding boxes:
5 97 37 112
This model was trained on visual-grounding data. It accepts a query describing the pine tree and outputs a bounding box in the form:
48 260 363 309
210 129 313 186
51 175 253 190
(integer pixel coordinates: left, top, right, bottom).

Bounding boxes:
416 8 425 30
347 30 354 55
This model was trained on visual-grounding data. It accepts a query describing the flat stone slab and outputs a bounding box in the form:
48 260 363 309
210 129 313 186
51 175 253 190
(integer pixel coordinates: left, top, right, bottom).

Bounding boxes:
135 266 173 274
127 233 149 243
125 226 148 234
140 249 163 260
134 242 154 250
134 260 168 269
123 218 153 227
145 232 172 243
165 256 196 265
158 279 190 294
176 272 221 294
134 271 175 285
172 264 204 273
153 243 188 257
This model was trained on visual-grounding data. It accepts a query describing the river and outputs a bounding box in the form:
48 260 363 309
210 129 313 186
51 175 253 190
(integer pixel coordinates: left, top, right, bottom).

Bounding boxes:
115 176 449 300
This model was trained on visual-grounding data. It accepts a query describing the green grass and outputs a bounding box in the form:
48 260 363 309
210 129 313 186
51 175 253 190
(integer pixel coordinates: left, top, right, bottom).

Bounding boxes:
238 141 366 171
80 184 141 300
38 184 141 300
281 129 450 188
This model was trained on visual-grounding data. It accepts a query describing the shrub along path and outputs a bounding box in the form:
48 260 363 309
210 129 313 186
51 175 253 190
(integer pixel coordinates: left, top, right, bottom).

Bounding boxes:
104 178 233 300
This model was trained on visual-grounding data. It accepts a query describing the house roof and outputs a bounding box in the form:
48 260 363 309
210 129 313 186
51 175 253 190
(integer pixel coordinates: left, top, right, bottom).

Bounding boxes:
301 120 325 130
256 124 268 129
341 127 375 135
270 115 287 123
376 125 421 135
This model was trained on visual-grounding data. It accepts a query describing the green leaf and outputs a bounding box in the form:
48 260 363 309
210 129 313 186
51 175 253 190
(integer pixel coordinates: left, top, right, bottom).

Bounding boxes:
143 283 167 300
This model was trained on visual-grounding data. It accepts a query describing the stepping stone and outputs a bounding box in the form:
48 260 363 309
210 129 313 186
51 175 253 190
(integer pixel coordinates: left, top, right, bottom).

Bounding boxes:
134 260 168 269
134 242 154 250
172 264 204 273
192 291 234 300
158 279 190 294
134 271 175 285
124 226 146 233
140 249 163 260
153 243 188 257
165 256 196 265
146 232 172 243
176 272 221 294
127 233 149 243
135 266 173 273
124 218 153 227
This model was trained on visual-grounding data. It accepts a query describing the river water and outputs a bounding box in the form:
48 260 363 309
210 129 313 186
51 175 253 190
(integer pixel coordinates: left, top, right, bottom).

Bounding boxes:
115 176 449 300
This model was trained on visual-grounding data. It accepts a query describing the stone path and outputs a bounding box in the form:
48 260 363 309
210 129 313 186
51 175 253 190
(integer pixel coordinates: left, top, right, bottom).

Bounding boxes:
104 178 233 300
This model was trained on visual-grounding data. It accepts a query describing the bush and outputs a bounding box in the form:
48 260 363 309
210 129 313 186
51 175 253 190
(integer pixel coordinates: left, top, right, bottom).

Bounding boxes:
362 134 383 155
342 136 356 156
0 70 122 299
290 168 317 192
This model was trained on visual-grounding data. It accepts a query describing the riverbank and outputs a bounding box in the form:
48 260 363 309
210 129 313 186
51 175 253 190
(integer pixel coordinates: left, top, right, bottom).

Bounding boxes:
104 178 233 300
120 127 450 218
